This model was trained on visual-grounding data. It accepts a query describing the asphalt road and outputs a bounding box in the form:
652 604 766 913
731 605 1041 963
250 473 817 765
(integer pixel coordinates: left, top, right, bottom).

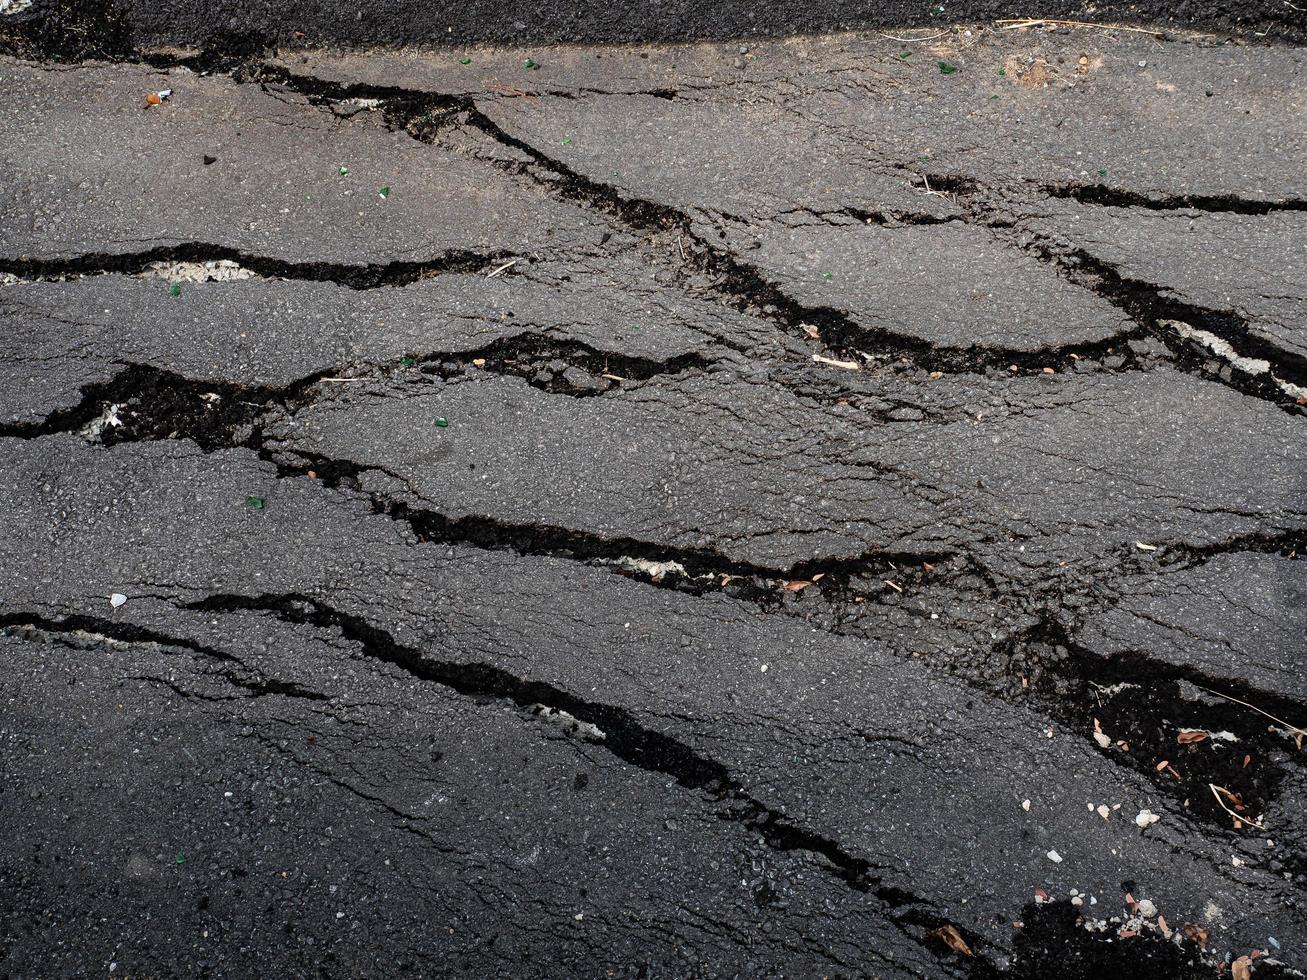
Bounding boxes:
1 9 1305 979
1 0 1304 55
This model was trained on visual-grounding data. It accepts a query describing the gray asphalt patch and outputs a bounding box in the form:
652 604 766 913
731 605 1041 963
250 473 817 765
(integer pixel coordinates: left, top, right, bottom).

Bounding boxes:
1 23 1304 979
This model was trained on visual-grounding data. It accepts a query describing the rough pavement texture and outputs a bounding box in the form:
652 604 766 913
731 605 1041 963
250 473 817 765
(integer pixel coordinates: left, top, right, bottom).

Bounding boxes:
1 15 1305 980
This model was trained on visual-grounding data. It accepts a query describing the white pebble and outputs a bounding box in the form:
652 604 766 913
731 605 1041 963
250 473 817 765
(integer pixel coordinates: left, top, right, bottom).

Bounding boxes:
110 593 127 608
1137 899 1157 918
1135 809 1160 829
1047 849 1063 863
1022 799 1031 811
1097 805 1111 820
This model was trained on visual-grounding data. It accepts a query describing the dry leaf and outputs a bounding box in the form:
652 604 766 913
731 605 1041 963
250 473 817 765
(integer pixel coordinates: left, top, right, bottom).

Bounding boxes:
922 562 936 573
1184 923 1209 948
1177 730 1210 744
932 925 973 957
1092 717 1111 748
782 580 813 592
800 323 820 339
1232 956 1252 980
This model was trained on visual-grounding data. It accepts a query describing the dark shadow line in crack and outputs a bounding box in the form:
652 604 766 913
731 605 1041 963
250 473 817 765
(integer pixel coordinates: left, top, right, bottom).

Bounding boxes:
1041 182 1307 217
268 444 952 601
0 243 515 290
0 613 328 702
1004 229 1307 406
178 589 984 961
0 328 719 440
250 65 1158 379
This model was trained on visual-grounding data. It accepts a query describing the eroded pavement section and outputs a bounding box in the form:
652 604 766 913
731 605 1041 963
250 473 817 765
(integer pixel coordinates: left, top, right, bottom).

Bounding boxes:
1 21 1305 980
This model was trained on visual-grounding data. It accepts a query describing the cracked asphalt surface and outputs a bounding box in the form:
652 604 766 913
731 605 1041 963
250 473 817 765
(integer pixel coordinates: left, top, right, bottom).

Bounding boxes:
1 6 1305 978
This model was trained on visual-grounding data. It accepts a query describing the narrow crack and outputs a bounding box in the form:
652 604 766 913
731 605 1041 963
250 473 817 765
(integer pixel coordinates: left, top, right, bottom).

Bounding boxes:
0 327 715 441
272 445 951 605
181 589 989 962
252 67 1155 379
1042 182 1307 217
413 333 716 396
1007 231 1307 408
0 243 515 290
0 614 328 702
1147 527 1306 571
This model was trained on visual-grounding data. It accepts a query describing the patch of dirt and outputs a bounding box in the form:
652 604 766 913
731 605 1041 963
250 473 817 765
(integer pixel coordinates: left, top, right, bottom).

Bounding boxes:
1001 901 1293 979
1005 55 1061 88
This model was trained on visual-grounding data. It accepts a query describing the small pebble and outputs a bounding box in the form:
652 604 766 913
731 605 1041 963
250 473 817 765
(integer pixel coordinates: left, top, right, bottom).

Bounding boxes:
1047 849 1063 863
110 593 127 608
